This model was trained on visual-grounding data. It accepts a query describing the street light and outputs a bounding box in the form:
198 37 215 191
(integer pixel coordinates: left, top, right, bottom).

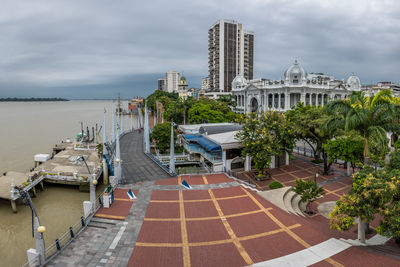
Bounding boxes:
314 172 319 184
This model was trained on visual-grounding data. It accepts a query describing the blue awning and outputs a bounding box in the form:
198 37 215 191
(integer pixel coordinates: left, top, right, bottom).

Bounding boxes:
183 134 202 140
183 134 221 152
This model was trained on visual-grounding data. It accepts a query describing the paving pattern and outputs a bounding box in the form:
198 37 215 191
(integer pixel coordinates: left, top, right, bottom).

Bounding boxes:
95 189 138 220
120 131 171 184
128 174 346 267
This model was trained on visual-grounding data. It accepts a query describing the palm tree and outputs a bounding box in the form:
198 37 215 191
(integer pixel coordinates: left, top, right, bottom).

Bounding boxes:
325 89 398 164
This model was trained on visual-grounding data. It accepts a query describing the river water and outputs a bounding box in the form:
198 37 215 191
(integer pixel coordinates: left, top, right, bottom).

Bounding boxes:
0 100 134 267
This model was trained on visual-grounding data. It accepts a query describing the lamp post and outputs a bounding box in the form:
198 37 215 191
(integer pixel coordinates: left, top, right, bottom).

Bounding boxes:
115 124 122 184
16 187 46 265
314 172 319 184
76 156 98 211
169 122 176 174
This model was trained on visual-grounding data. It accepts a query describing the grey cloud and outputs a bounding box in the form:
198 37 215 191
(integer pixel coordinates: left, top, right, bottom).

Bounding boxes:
0 0 399 98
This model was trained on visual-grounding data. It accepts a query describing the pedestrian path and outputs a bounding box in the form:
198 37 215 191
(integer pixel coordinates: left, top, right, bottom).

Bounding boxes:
120 131 171 184
252 238 351 267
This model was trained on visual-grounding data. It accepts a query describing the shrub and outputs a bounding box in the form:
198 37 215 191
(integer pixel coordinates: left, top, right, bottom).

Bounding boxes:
388 150 400 170
291 179 325 213
269 181 283 189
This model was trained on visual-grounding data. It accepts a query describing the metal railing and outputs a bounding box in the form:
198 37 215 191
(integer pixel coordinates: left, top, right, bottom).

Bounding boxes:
22 191 105 267
293 146 315 158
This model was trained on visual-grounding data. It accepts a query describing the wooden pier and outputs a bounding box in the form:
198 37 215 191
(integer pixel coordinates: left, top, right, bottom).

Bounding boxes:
0 141 103 213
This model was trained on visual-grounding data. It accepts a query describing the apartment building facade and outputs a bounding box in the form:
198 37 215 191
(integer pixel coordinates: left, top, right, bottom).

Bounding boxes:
208 19 254 93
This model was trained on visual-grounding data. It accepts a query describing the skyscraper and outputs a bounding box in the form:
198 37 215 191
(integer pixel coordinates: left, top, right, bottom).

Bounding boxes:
208 19 254 93
166 71 180 93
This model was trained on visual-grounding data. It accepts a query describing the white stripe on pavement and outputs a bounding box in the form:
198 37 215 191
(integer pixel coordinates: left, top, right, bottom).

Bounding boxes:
252 238 351 267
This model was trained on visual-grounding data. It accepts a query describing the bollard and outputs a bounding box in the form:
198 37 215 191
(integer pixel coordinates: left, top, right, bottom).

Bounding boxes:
69 227 74 239
55 239 61 250
80 216 85 227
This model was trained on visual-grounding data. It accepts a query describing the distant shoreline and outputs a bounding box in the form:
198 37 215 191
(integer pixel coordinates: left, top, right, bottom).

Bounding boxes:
0 97 69 102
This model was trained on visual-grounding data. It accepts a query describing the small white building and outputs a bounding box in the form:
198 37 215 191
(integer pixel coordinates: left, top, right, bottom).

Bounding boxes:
179 123 288 172
232 60 362 113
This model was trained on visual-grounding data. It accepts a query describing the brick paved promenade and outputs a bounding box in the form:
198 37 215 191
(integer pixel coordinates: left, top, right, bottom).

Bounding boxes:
47 133 400 267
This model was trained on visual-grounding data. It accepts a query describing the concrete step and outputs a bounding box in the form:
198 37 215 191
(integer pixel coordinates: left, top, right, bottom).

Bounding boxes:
257 186 291 212
283 190 298 214
291 194 305 216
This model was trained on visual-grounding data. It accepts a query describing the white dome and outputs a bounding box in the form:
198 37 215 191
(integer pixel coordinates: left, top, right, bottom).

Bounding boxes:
346 73 361 91
284 60 307 84
232 75 247 90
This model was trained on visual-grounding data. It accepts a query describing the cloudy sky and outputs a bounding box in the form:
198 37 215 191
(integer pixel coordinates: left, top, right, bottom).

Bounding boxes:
0 0 399 99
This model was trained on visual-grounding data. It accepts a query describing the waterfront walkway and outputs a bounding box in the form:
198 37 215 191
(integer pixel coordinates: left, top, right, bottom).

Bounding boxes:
120 131 171 184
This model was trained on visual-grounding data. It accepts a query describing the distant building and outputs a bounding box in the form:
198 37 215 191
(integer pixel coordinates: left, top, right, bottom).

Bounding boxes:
232 60 362 113
166 71 181 92
157 78 166 91
208 19 254 94
362 81 400 97
178 76 188 91
201 77 210 91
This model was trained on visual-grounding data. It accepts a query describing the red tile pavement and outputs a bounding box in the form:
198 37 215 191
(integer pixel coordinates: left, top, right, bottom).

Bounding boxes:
328 246 400 267
145 202 180 218
218 197 260 216
227 212 280 238
242 232 305 262
211 186 246 198
128 246 183 267
186 219 230 243
94 189 138 220
129 174 399 267
155 177 179 185
184 201 219 218
204 173 232 184
184 175 205 185
189 243 247 267
137 221 182 243
150 190 179 201
182 189 210 200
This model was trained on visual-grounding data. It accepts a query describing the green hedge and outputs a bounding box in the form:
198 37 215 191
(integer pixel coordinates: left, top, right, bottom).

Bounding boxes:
269 181 283 189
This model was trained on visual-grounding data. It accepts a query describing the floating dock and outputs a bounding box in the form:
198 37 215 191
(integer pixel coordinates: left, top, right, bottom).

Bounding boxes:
0 141 103 212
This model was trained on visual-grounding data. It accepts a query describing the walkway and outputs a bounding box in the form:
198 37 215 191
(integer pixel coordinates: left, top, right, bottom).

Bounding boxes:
120 131 171 184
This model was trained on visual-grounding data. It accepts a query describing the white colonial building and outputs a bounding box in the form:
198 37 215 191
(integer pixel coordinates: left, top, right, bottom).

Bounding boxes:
232 60 362 113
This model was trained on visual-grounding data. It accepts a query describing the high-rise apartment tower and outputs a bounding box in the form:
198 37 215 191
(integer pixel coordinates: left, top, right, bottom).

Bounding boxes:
208 19 254 92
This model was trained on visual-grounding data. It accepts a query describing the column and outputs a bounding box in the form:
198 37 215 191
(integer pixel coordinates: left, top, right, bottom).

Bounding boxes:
272 94 275 110
286 93 290 110
278 93 281 111
300 93 305 105
245 154 251 171
222 150 226 172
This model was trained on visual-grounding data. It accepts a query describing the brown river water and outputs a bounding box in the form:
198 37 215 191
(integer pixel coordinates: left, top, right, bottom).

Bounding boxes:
0 100 135 267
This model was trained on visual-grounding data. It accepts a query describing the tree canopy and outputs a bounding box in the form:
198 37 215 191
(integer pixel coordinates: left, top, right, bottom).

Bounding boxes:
286 103 334 174
325 90 398 164
188 100 238 124
236 111 296 175
329 167 400 242
150 122 180 154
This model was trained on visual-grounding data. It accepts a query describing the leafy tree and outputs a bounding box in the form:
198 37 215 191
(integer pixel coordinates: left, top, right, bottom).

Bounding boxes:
150 122 177 154
236 111 296 175
368 137 390 170
325 90 398 165
217 95 236 107
188 101 237 124
146 90 178 113
329 167 400 243
286 103 334 174
323 133 364 173
291 179 325 214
